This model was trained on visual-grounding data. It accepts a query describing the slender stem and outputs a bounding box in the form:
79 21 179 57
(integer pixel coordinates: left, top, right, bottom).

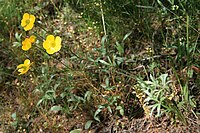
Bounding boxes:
186 14 189 55
50 0 60 14
33 32 45 41
34 44 71 70
100 0 106 36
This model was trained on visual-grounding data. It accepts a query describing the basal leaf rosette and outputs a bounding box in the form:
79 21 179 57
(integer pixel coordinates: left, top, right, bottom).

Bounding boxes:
17 59 33 75
43 35 62 54
21 13 36 31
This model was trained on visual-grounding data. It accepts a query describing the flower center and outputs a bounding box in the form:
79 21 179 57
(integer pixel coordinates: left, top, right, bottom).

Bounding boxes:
51 42 56 47
25 19 30 25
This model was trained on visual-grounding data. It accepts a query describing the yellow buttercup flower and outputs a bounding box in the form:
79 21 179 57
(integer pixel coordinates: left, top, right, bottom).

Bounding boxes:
21 35 36 51
21 13 36 31
29 35 36 43
22 38 31 51
17 59 32 75
43 35 62 54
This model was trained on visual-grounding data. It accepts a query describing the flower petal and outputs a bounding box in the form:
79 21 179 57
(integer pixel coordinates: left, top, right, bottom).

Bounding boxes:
17 64 24 69
46 48 55 54
29 15 36 24
55 36 61 45
54 36 62 52
24 23 34 31
18 68 24 73
23 13 30 20
24 59 30 65
43 40 51 49
22 44 31 51
43 35 55 51
21 19 27 27
54 44 61 52
19 68 29 75
29 35 36 43
47 35 55 41
21 13 29 27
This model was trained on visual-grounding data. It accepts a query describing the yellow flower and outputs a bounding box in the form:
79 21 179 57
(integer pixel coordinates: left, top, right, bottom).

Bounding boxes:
21 13 36 31
22 38 32 51
17 59 32 75
29 35 36 43
43 35 62 54
21 35 36 51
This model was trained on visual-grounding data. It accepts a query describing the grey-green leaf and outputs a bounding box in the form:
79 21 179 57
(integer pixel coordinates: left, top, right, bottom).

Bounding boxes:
69 129 82 133
85 120 93 129
99 60 110 66
50 106 63 111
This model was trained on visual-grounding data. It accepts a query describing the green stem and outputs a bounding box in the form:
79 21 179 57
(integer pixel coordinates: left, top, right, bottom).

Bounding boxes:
186 14 189 56
100 0 106 36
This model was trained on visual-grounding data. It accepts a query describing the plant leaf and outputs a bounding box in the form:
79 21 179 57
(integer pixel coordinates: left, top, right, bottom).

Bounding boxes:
94 105 105 122
50 105 63 111
99 60 110 66
85 120 93 129
11 112 17 120
122 31 132 42
69 129 82 133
